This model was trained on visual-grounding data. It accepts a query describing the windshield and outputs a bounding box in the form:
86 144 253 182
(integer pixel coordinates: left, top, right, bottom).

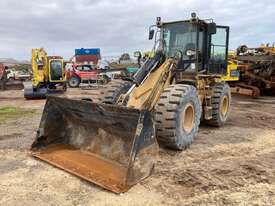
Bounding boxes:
162 22 199 58
50 60 63 81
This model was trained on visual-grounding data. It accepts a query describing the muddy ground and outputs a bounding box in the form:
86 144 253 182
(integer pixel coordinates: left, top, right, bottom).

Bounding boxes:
0 89 275 206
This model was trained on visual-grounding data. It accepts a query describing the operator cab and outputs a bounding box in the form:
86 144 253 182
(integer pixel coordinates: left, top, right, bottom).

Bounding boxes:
48 57 64 81
149 13 229 75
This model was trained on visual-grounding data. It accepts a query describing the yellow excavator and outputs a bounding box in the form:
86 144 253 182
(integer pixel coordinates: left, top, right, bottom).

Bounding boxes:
24 48 66 99
31 14 232 193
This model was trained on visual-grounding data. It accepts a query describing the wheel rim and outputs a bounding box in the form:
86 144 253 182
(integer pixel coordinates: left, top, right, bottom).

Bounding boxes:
220 95 229 118
182 103 195 134
70 78 78 87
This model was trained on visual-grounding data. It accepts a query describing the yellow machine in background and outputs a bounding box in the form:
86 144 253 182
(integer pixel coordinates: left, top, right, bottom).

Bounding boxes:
24 48 67 99
142 51 155 59
222 51 239 82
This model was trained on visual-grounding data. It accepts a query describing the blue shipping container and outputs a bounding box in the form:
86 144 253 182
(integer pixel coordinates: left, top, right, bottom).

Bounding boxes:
75 48 100 56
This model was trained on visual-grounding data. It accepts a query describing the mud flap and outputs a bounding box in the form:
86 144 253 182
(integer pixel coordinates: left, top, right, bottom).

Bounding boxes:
31 96 158 193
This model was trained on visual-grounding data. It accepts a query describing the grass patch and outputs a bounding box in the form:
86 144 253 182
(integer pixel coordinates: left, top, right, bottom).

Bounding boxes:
0 106 36 123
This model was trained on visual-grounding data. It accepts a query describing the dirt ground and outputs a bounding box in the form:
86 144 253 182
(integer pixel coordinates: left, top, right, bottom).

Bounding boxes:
0 89 275 206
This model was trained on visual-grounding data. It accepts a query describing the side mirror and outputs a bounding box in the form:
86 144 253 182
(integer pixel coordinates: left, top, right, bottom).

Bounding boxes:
134 51 141 58
208 23 216 35
149 29 155 40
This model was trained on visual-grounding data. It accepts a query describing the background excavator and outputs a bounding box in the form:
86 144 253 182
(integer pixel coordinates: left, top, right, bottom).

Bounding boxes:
30 14 232 193
24 48 67 99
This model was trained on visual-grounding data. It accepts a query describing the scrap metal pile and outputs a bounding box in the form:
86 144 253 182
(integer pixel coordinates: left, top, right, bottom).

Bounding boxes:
230 44 275 97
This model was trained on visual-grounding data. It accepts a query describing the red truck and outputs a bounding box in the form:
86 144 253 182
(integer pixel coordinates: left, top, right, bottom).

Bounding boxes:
66 64 108 88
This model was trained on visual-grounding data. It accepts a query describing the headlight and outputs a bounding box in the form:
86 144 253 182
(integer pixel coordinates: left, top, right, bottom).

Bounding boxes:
186 49 196 57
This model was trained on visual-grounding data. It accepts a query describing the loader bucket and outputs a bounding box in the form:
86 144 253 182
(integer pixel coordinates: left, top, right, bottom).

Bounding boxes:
31 96 158 193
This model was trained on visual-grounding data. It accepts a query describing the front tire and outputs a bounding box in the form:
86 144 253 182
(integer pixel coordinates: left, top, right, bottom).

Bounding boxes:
155 84 201 150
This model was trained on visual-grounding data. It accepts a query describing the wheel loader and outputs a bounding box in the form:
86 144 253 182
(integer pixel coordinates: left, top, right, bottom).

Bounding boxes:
24 48 67 99
30 14 231 193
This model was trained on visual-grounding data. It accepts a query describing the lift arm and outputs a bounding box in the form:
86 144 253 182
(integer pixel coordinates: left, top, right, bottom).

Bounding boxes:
127 58 176 110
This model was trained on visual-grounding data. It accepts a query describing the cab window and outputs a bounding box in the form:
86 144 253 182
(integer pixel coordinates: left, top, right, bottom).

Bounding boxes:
209 27 229 74
211 28 227 61
76 66 82 71
83 66 92 71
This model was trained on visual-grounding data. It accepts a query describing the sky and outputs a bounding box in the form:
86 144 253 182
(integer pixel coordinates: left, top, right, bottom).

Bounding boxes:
0 0 274 60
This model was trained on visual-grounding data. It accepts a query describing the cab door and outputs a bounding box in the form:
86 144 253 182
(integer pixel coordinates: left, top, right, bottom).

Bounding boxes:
208 26 229 75
49 59 65 82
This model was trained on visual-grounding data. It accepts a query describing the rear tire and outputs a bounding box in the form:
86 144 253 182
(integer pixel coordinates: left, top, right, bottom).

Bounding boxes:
68 76 80 88
205 83 231 127
102 80 133 104
155 84 201 150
